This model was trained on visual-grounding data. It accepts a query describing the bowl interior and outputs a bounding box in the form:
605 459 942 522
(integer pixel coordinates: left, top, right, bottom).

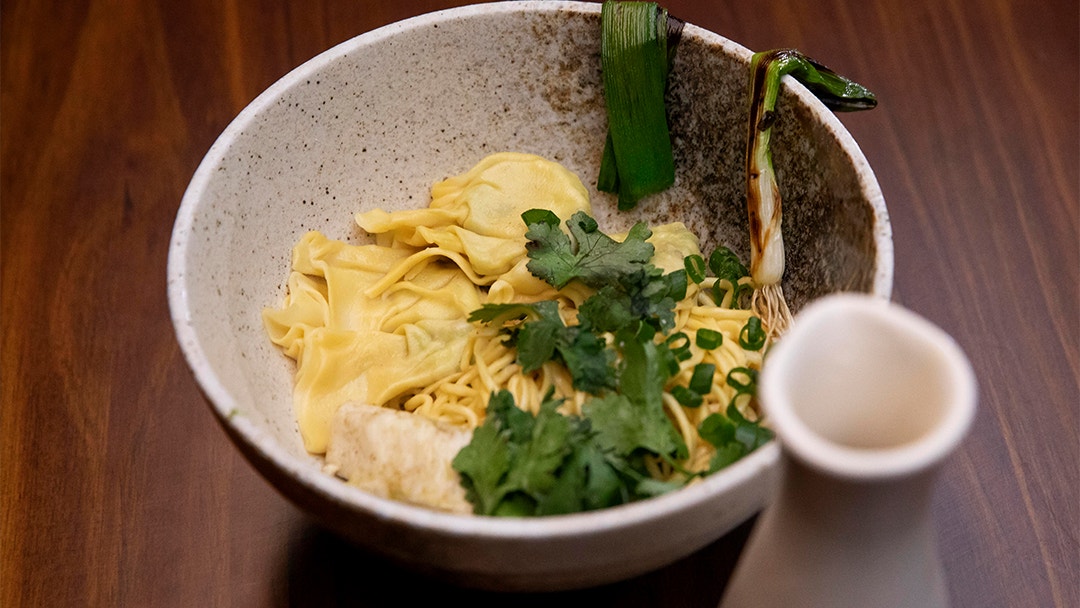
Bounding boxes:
168 0 890 590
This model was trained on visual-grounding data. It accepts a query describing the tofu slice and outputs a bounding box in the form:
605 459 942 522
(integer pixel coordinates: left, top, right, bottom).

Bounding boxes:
324 403 474 514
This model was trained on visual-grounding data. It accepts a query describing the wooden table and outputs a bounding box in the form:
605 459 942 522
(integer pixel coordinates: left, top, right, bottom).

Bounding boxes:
3 1 1076 606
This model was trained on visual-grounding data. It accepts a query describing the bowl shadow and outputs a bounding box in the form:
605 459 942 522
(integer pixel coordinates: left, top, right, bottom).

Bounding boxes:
283 516 756 608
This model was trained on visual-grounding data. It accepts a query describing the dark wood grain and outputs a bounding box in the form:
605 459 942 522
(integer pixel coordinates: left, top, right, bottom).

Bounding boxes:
2 1 1076 606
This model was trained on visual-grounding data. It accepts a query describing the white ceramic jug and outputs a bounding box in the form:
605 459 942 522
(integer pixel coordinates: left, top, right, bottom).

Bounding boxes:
719 294 977 608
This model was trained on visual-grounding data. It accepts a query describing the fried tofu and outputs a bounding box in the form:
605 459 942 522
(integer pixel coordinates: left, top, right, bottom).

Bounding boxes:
324 403 474 514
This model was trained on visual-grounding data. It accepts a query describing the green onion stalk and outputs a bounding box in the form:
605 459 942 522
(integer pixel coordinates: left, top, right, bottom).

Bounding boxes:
598 1 684 210
745 49 877 339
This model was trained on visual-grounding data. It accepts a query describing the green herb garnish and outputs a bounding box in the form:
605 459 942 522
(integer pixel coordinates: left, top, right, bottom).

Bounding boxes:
671 385 702 408
458 210 769 516
708 245 751 308
698 407 773 473
453 391 582 516
695 328 723 350
666 331 692 361
470 300 617 393
688 363 715 394
738 317 767 351
524 210 654 290
684 253 707 283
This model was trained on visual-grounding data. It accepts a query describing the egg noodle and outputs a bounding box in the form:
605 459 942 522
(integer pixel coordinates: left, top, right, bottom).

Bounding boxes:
263 152 764 486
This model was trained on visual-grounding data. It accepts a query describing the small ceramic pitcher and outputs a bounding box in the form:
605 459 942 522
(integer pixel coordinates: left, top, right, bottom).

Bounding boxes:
719 294 977 608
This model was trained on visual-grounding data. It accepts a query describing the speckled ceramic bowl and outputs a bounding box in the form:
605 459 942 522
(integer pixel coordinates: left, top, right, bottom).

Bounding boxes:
168 1 891 592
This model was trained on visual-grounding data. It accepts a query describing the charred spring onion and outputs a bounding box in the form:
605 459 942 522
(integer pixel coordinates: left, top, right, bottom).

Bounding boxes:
598 1 684 210
599 2 877 339
746 49 877 339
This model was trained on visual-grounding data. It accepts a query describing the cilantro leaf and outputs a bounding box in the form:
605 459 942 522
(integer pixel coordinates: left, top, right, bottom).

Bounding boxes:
514 302 565 372
494 300 616 393
467 302 540 325
616 328 687 459
558 329 617 394
454 390 646 516
576 267 687 335
584 329 686 460
532 442 589 516
452 391 517 515
625 266 686 332
453 391 573 516
579 448 627 509
577 285 636 333
497 387 539 444
503 398 573 499
525 210 654 290
534 424 625 515
582 394 643 456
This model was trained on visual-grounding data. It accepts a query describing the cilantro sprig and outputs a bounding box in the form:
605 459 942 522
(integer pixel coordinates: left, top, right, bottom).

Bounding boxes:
523 209 656 291
521 209 688 334
469 300 617 393
453 387 686 517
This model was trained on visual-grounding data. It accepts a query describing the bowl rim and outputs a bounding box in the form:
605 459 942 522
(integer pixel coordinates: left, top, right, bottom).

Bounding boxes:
167 0 890 541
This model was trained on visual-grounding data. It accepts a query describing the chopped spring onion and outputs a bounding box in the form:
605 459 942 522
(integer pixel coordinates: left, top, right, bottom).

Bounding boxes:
683 253 707 283
738 317 767 351
726 366 758 398
745 48 877 339
599 1 684 210
666 331 692 361
688 363 715 394
671 385 703 408
695 328 723 350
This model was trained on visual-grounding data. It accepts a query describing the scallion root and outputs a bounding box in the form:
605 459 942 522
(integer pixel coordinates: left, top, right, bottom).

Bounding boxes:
751 283 792 340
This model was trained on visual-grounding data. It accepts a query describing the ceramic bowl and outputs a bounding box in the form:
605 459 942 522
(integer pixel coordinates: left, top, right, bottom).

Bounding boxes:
167 1 891 592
